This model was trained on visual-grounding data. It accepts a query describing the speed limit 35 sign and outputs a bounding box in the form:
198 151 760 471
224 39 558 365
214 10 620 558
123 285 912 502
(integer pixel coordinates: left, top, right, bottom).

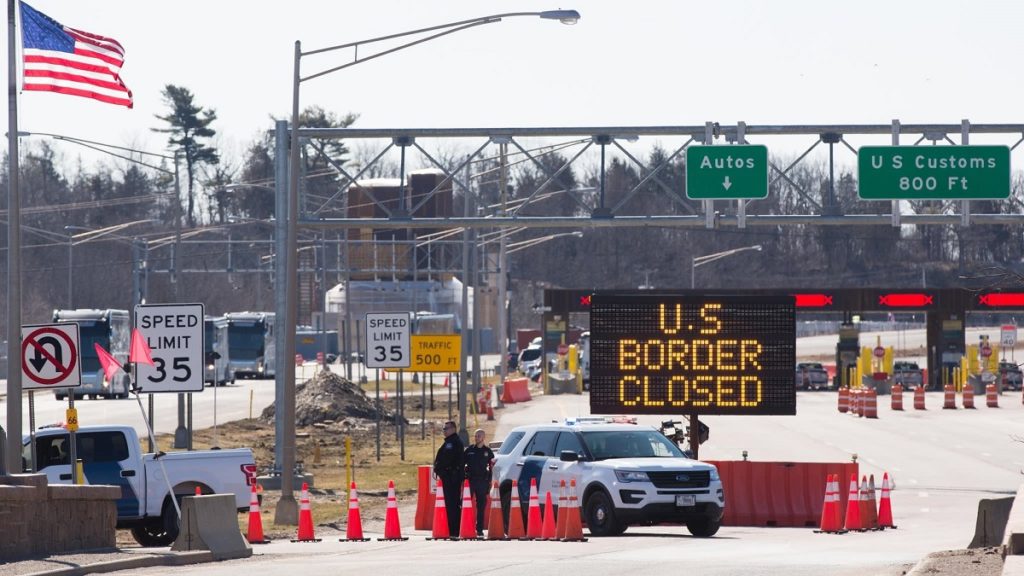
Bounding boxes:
134 303 205 393
365 312 410 369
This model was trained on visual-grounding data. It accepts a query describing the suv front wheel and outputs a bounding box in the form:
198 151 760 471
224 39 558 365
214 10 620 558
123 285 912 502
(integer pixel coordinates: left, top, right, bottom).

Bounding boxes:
584 490 626 536
686 517 720 538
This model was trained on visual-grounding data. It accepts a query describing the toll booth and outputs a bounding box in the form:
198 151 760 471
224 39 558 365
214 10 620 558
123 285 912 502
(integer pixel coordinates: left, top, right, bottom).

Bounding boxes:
938 317 967 389
835 323 860 389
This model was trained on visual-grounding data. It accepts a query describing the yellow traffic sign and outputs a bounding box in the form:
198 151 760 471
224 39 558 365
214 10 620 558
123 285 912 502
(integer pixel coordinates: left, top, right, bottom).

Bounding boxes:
66 407 79 432
408 335 461 372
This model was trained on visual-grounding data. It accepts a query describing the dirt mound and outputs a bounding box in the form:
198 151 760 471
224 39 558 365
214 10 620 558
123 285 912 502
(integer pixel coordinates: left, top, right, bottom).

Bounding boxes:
260 371 401 426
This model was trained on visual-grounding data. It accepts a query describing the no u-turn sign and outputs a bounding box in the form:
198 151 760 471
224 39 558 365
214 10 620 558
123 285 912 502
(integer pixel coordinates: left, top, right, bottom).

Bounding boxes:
21 323 81 390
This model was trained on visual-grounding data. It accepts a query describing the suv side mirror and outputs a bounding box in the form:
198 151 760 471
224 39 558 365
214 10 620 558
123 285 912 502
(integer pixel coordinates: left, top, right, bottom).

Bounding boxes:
559 450 581 462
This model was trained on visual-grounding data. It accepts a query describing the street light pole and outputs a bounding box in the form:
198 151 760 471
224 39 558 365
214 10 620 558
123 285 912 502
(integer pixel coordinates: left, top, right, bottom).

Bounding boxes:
690 244 763 289
281 9 580 523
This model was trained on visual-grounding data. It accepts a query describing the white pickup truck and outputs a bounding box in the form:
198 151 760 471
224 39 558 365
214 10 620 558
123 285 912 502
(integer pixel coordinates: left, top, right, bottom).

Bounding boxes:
22 424 256 547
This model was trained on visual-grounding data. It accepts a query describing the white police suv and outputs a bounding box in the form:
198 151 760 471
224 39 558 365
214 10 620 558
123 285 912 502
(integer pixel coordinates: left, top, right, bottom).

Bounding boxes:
493 419 725 537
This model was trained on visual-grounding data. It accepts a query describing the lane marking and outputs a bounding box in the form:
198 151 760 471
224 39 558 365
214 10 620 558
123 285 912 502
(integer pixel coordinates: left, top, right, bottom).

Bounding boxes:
917 491 929 498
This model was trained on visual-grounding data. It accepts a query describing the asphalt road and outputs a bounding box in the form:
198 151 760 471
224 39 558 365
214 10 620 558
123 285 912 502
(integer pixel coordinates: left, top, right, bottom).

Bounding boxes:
109 388 1024 576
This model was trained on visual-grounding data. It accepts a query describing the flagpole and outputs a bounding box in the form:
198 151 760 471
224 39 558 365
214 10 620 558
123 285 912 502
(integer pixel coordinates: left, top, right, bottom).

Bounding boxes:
130 364 181 522
6 0 24 475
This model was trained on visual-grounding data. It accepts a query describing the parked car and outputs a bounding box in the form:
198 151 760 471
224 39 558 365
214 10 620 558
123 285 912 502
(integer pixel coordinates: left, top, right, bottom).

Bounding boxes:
999 361 1023 391
892 361 925 388
518 346 543 377
795 362 830 390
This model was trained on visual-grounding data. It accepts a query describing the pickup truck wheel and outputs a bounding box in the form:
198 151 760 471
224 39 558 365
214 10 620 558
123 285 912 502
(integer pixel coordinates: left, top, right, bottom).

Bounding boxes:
130 519 175 547
584 491 624 537
686 517 720 538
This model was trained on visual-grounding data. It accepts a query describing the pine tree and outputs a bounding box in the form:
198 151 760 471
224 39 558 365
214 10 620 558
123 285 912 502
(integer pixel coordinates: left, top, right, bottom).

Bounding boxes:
153 85 220 226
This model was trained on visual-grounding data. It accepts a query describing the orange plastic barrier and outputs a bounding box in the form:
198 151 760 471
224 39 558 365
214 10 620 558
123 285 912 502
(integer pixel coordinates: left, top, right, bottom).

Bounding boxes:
837 388 849 413
943 384 957 409
707 461 859 527
891 384 903 411
415 465 434 530
963 384 975 409
863 389 878 419
986 384 999 408
500 378 532 404
914 386 926 410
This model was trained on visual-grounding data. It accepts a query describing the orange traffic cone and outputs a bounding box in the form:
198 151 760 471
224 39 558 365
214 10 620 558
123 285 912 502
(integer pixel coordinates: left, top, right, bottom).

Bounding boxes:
458 480 479 540
555 480 568 539
292 482 321 542
866 475 879 530
877 472 897 529
378 479 408 541
816 474 838 533
842 474 862 531
428 479 451 540
339 481 369 542
525 478 543 540
831 474 843 533
562 478 586 542
541 491 558 540
486 481 506 540
246 482 269 544
507 480 527 540
860 475 868 528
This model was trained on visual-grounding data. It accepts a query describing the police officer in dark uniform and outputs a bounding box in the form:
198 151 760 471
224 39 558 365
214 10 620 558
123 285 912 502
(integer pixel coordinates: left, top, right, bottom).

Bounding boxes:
463 428 495 536
433 420 464 535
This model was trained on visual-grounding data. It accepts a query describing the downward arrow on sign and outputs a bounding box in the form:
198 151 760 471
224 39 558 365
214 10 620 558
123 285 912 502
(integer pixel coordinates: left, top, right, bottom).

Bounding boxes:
722 176 733 191
30 335 63 372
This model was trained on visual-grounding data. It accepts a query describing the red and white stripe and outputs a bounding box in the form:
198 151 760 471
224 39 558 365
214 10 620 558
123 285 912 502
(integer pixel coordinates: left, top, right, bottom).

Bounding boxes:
23 25 132 108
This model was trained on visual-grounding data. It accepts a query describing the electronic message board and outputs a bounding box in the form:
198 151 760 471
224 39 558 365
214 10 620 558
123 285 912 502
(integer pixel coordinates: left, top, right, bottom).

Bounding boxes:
589 293 796 416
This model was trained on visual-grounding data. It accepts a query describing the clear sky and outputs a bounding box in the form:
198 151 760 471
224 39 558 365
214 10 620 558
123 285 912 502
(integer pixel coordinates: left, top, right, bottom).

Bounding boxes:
3 0 1022 170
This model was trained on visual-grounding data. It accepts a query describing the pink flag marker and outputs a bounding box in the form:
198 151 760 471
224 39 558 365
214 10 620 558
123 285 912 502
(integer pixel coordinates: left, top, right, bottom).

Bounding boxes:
129 328 154 366
94 343 122 382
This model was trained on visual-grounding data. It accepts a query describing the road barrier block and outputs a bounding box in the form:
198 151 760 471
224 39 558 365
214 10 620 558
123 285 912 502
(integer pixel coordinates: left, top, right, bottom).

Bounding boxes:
707 461 859 527
171 494 252 560
415 465 434 531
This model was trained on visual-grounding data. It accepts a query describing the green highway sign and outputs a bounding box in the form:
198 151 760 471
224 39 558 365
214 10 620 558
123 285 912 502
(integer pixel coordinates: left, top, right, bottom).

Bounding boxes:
857 145 1010 200
685 145 769 199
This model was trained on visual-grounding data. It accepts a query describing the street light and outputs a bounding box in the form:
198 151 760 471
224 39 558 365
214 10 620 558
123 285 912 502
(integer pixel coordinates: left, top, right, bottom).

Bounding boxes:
281 9 580 524
506 230 584 255
690 244 763 289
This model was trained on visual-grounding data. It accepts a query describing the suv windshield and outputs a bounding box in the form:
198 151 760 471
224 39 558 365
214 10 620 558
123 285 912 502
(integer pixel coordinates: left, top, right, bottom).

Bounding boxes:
519 348 542 362
580 430 684 460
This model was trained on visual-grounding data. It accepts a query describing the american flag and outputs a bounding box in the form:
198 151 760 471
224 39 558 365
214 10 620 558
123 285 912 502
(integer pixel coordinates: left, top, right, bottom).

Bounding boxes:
20 2 133 108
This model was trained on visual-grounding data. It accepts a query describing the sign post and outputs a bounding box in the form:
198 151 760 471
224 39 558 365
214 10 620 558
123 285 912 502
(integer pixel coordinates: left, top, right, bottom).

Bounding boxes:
22 323 82 476
365 313 411 462
408 335 461 373
134 303 205 450
21 323 81 391
685 145 769 199
364 313 412 370
857 145 1010 200
1002 325 1017 361
133 304 205 393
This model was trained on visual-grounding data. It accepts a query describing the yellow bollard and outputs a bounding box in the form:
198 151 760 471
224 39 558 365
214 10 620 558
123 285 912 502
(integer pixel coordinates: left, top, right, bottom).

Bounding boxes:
75 459 86 485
